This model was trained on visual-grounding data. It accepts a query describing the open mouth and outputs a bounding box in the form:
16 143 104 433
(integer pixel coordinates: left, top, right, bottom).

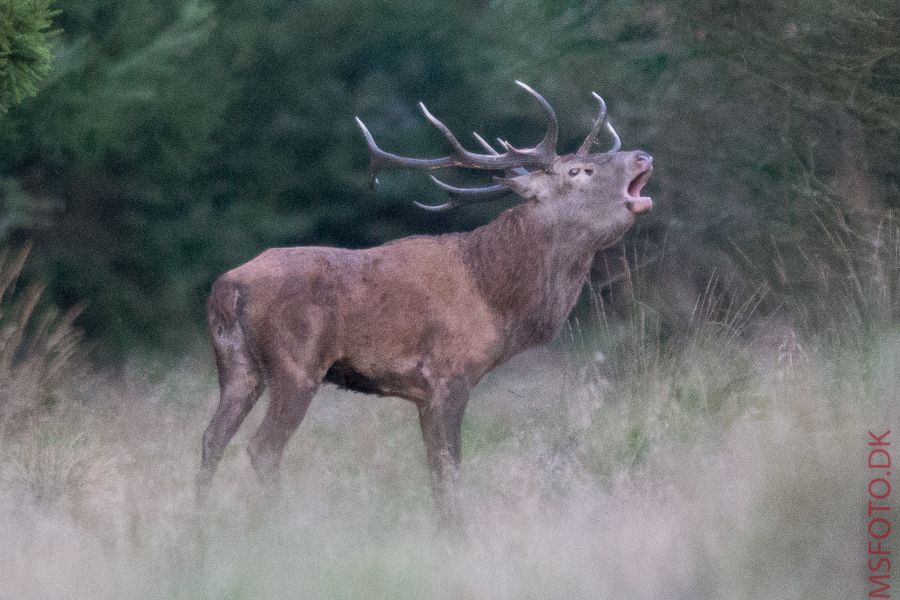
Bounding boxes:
625 168 653 214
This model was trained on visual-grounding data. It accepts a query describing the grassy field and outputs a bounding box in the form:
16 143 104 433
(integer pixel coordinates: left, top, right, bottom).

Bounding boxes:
0 278 894 599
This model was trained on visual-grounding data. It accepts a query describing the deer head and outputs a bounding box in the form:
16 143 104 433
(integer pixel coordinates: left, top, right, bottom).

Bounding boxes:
355 81 653 239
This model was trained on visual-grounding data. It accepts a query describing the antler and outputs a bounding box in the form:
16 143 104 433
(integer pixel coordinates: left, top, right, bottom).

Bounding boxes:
415 133 533 211
356 82 624 211
355 80 558 190
576 92 621 156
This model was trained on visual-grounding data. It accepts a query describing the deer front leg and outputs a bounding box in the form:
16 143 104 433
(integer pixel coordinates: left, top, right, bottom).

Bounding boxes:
417 376 470 524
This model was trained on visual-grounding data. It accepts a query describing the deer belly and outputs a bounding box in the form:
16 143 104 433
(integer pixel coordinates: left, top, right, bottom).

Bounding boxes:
323 358 429 400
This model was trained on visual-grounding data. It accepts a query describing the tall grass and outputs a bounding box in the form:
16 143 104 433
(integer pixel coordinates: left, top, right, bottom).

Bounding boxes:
0 243 83 429
0 339 881 599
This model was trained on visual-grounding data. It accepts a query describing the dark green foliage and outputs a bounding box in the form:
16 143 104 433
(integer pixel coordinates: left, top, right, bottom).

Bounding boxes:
0 0 897 357
0 0 57 112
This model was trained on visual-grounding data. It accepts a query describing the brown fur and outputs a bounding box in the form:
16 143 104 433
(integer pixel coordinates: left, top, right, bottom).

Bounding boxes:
197 149 653 519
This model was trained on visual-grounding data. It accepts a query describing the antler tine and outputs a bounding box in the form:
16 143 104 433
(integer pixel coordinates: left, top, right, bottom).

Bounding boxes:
414 176 511 211
354 117 455 188
472 131 498 154
575 92 623 155
513 80 558 155
427 174 512 199
472 132 530 176
605 120 621 153
413 199 461 212
576 92 608 156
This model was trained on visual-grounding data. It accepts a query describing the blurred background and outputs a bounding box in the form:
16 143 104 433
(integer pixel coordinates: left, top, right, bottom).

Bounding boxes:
2 0 898 360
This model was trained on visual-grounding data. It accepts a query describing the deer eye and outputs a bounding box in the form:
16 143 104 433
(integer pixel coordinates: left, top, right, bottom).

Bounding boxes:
583 168 593 176
568 168 580 177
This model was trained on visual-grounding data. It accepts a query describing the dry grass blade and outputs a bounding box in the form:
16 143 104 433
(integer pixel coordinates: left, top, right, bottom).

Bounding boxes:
0 244 84 429
0 241 32 304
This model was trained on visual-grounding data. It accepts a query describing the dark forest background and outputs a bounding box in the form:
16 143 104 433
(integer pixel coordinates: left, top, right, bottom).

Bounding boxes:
1 0 898 359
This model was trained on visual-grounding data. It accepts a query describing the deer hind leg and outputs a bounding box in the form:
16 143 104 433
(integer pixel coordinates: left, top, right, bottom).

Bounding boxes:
198 322 265 502
247 363 319 490
418 376 471 524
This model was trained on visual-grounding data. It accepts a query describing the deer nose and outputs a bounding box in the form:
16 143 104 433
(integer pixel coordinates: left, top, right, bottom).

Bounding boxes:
635 151 653 164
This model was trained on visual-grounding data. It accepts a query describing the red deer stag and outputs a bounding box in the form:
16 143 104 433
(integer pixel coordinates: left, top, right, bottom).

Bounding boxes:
198 81 653 513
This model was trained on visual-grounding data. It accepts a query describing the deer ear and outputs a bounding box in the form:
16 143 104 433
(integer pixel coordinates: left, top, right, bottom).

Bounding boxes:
493 173 540 199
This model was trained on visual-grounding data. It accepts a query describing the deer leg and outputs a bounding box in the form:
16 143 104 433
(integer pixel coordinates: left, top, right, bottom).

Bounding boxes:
198 330 264 503
247 366 319 490
418 377 471 523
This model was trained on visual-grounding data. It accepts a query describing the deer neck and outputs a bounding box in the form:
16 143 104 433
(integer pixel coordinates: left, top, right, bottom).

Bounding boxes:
461 202 604 359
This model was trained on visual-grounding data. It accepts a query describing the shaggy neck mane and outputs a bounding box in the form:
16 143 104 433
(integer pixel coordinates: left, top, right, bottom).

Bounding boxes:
460 202 599 359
